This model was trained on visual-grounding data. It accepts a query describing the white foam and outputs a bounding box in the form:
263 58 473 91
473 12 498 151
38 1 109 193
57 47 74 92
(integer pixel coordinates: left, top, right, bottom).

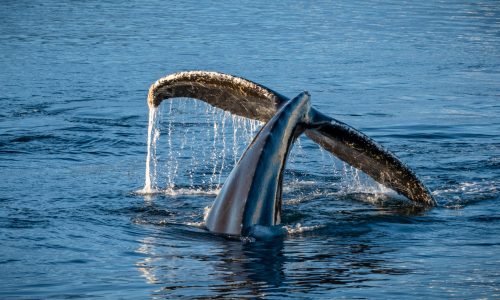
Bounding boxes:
433 180 497 196
184 221 206 228
164 187 221 196
284 223 324 235
135 187 220 199
134 187 161 195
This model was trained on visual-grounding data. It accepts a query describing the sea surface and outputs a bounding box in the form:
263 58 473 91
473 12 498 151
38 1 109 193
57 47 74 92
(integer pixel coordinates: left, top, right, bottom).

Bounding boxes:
1 1 499 299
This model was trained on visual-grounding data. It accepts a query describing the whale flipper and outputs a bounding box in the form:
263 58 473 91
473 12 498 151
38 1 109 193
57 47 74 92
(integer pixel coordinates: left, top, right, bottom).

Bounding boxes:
205 92 312 235
148 71 435 206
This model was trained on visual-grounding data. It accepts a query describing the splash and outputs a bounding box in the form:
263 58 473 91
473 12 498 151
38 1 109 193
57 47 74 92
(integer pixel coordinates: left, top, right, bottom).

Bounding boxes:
142 98 262 195
163 187 221 197
340 164 395 194
141 98 402 203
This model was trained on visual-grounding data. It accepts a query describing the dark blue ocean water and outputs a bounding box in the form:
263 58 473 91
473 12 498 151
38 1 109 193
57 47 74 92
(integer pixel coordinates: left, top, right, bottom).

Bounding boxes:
1 1 499 298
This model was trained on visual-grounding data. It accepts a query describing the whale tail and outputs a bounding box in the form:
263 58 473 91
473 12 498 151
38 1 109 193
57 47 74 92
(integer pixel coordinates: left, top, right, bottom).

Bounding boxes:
148 71 436 209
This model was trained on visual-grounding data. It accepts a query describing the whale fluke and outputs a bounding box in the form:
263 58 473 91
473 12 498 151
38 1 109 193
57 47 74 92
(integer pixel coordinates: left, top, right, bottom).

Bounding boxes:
148 71 288 122
148 71 435 207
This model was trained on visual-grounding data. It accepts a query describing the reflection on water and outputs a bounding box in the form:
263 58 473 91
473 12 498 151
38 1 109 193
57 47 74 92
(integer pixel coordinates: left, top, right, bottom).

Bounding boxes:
134 221 411 298
134 231 287 297
211 239 286 297
136 237 160 285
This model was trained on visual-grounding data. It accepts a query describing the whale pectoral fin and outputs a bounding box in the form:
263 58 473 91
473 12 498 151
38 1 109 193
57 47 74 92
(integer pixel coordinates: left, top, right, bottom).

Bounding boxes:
306 109 436 206
148 71 287 122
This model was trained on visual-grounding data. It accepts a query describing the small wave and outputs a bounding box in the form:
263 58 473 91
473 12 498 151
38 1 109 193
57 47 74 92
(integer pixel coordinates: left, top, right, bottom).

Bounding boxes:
283 180 317 193
345 190 404 205
163 187 221 196
433 180 498 208
284 223 324 235
184 221 206 228
10 134 56 143
285 190 336 205
239 236 257 243
132 218 161 226
126 206 174 217
134 187 220 197
285 186 404 207
433 181 498 196
180 221 323 240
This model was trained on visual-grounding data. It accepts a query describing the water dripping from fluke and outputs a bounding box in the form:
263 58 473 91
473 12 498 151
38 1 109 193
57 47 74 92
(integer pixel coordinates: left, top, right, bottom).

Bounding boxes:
141 71 436 239
143 106 160 194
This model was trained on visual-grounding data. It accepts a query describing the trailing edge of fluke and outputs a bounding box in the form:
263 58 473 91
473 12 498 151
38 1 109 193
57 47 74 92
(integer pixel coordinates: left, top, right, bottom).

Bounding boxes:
146 71 436 235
